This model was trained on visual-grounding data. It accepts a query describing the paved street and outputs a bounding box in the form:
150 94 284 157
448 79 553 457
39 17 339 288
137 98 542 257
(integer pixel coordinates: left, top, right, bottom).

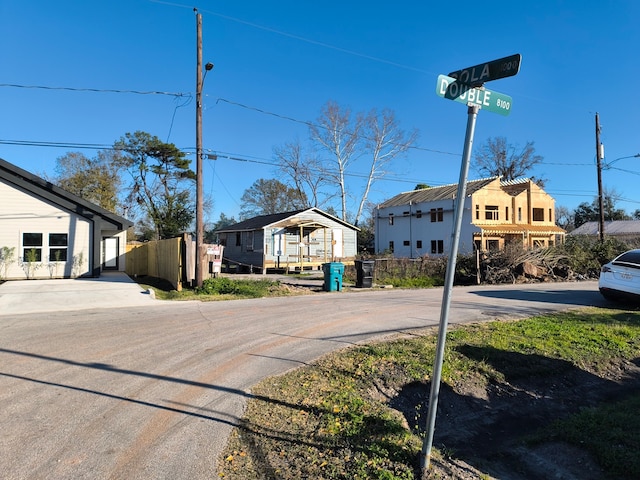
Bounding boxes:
0 280 604 479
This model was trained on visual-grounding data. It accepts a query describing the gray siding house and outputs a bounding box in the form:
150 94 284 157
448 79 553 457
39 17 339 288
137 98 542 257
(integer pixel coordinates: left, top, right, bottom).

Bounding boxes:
216 208 359 273
0 158 132 279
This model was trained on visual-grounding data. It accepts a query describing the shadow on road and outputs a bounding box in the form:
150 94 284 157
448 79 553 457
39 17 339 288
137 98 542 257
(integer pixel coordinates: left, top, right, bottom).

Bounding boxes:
471 286 606 307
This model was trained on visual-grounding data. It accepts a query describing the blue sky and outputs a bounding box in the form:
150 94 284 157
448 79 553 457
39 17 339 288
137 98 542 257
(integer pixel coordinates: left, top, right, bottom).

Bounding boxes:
2 0 639 224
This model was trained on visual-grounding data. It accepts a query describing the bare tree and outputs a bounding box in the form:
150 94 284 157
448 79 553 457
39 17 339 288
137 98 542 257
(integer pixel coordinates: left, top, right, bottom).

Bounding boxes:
555 205 574 231
240 178 308 220
309 101 363 221
473 136 544 185
273 139 328 208
354 108 418 225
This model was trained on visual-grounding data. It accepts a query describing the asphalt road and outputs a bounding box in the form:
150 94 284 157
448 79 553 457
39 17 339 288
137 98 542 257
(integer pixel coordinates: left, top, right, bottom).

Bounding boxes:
0 281 605 479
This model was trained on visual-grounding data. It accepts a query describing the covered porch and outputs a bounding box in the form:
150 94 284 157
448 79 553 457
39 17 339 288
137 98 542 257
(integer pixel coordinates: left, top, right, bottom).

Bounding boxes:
473 224 566 251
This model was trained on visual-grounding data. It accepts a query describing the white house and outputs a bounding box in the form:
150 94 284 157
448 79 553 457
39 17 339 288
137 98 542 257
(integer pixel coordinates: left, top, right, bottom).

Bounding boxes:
375 177 565 257
216 208 359 273
0 158 132 279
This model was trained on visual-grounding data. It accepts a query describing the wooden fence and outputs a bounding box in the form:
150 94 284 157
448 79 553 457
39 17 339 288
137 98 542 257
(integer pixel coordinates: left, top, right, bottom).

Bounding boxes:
126 237 183 290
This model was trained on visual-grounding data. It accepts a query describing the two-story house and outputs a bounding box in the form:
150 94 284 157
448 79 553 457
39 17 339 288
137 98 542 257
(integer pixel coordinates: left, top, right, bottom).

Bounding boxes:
374 177 565 257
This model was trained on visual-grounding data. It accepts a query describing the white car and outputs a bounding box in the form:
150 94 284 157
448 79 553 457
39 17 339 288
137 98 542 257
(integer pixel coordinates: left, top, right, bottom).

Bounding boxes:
599 249 640 302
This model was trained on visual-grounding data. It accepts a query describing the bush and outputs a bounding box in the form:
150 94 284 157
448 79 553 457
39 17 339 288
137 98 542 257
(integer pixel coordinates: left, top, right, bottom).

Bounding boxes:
555 236 629 277
197 277 280 298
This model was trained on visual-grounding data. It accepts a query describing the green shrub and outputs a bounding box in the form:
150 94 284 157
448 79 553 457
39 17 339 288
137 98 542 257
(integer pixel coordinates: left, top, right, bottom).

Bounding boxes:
197 277 280 298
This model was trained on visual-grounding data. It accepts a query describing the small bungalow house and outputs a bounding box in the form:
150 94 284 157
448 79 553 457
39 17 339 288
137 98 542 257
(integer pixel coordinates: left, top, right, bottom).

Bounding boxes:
216 208 359 273
0 158 132 279
375 177 565 257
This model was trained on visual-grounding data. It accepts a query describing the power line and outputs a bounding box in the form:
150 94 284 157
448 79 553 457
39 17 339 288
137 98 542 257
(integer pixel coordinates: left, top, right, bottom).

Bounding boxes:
0 83 190 98
0 139 114 150
151 1 434 75
4 138 639 205
215 97 461 157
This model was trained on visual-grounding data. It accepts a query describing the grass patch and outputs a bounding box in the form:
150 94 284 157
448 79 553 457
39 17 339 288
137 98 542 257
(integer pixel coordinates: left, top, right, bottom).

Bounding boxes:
133 275 315 301
539 394 640 478
218 307 640 479
197 277 280 298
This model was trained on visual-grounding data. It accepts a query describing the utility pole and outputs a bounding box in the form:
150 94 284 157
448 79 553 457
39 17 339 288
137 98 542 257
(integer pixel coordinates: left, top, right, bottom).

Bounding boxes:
195 9 204 288
595 113 604 242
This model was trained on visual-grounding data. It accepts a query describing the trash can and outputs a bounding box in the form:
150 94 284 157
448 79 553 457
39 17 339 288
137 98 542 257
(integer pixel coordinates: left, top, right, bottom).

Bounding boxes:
354 260 374 288
322 262 345 292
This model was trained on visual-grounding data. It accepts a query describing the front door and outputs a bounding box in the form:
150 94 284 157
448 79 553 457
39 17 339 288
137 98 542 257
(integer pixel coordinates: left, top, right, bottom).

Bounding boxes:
103 237 119 270
331 229 343 259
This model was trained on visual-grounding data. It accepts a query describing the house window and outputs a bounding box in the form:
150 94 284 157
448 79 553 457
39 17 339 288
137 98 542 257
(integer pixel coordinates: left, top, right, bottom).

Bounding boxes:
416 240 423 249
505 206 509 221
235 233 241 246
49 233 68 262
485 205 499 220
431 240 444 254
389 214 394 225
246 231 255 251
549 208 553 222
23 232 43 262
475 204 480 220
388 241 394 253
416 210 422 219
533 239 545 248
486 240 500 251
518 207 522 222
532 208 544 222
403 240 410 246
430 208 443 222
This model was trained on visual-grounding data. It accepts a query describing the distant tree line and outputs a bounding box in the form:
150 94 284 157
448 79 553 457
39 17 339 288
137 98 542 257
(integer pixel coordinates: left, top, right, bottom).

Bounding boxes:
51 119 637 248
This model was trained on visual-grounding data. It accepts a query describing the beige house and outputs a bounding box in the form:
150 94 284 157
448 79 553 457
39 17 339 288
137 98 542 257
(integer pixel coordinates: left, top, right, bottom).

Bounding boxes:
375 177 565 257
0 158 132 279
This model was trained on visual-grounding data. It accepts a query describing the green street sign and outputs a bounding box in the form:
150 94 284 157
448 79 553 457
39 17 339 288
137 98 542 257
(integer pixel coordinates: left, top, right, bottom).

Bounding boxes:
436 75 513 116
448 53 521 86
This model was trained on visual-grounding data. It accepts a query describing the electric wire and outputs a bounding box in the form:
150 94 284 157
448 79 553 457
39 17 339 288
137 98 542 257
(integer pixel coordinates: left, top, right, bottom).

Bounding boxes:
0 83 190 98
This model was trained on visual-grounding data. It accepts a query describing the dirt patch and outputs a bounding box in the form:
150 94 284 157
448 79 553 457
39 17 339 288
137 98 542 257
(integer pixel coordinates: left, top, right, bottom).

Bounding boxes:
390 352 640 479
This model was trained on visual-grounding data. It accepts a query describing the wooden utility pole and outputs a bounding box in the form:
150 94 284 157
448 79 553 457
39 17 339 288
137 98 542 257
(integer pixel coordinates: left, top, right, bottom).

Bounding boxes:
195 9 204 288
595 113 604 242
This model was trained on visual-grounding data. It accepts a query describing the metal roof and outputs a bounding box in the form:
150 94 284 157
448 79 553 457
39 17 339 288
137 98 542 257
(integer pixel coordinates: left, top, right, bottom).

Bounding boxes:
377 177 500 208
216 208 359 233
569 220 640 236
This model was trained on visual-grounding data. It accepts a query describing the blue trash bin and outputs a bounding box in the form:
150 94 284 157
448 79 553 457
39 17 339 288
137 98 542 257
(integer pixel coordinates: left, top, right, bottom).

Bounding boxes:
322 262 344 292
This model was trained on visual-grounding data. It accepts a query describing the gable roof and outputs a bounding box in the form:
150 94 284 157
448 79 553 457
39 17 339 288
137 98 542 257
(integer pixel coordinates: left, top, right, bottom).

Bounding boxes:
0 157 132 230
569 220 640 236
377 177 499 208
217 208 359 233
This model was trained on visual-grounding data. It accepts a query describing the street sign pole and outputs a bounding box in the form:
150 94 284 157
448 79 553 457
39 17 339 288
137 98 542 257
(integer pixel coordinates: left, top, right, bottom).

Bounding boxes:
421 104 480 475
424 55 519 476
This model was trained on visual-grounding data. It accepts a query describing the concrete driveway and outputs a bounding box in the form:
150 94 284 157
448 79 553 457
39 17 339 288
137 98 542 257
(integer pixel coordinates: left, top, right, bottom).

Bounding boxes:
0 272 157 315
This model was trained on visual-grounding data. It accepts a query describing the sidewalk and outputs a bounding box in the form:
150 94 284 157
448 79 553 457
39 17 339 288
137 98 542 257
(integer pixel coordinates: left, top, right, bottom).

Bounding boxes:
0 272 157 316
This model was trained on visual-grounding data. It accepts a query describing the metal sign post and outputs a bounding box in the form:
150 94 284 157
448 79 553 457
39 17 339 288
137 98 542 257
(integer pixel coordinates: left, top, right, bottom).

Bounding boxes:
422 54 520 476
420 104 479 473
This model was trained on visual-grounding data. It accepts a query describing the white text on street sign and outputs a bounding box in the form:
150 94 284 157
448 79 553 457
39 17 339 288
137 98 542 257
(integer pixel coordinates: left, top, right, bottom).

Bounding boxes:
436 75 512 116
448 53 521 86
